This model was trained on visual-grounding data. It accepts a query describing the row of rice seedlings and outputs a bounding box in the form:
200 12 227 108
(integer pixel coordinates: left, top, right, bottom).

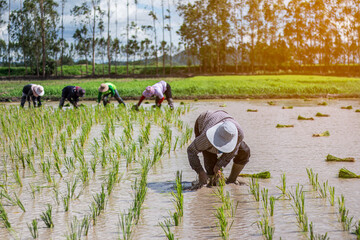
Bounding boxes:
213 173 238 240
289 184 308 232
337 195 353 231
317 181 328 199
171 171 184 226
261 188 275 217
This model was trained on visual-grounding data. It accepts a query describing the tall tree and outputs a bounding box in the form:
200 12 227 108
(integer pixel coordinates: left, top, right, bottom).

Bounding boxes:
107 0 111 75
8 0 11 76
60 0 66 76
166 0 172 73
149 0 158 74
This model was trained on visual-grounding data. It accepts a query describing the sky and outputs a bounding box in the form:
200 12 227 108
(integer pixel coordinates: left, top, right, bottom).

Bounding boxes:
0 0 190 56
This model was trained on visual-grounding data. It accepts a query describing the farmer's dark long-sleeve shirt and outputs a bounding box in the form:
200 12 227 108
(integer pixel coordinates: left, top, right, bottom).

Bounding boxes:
22 84 42 106
61 86 79 104
187 110 244 174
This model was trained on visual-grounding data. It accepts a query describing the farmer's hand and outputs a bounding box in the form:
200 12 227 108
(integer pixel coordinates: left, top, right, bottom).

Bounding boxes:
132 105 139 111
213 165 222 176
198 171 208 185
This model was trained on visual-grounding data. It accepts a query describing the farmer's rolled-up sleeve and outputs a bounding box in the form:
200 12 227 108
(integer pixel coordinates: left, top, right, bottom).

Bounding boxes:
187 133 212 174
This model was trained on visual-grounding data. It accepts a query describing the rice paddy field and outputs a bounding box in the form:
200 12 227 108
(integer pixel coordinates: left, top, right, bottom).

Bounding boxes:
2 75 360 101
1 98 360 240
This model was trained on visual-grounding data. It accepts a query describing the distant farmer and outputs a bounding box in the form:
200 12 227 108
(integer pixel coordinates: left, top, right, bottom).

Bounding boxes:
187 110 250 189
20 84 44 108
133 80 174 110
97 83 126 106
59 86 85 108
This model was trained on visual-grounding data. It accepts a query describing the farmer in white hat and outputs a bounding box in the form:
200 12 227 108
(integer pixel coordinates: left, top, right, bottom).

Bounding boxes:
97 83 126 106
59 86 86 108
133 80 174 110
20 84 45 108
187 110 250 189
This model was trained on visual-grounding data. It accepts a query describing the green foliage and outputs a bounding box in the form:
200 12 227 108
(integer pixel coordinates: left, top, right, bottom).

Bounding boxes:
239 171 271 179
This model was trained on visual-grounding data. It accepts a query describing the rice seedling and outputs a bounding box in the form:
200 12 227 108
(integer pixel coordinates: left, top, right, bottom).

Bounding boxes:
249 177 260 201
81 215 90 236
214 205 233 240
341 105 353 109
312 131 330 137
239 171 271 179
63 195 70 212
267 101 275 105
0 201 11 229
247 109 258 112
276 124 294 128
338 168 360 178
257 214 275 240
353 221 360 239
309 222 329 240
13 164 23 187
315 112 330 117
282 106 293 109
14 193 26 212
64 157 75 172
93 185 106 212
306 168 319 190
317 181 328 198
356 109 360 112
119 211 134 240
318 101 328 106
289 184 308 232
40 204 54 228
171 171 183 225
328 186 335 206
27 219 38 239
261 188 269 213
338 195 353 231
326 154 355 162
276 173 287 197
159 218 175 240
269 196 275 216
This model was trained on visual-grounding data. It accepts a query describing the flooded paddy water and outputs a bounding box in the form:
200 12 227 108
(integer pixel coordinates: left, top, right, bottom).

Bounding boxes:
1 99 360 239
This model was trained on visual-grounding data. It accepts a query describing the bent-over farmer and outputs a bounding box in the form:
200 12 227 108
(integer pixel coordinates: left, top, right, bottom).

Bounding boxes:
133 80 174 110
59 86 85 108
97 83 126 106
187 110 250 189
20 84 45 108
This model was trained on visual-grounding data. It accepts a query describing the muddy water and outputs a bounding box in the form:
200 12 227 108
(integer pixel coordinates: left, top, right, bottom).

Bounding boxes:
1 99 360 240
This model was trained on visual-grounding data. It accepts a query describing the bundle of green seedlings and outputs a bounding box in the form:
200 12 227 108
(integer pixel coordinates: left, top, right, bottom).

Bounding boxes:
315 112 330 117
239 171 271 179
213 172 238 240
276 124 294 128
247 109 258 112
338 168 360 178
312 131 330 137
326 154 355 162
282 106 293 109
341 105 352 109
297 115 314 120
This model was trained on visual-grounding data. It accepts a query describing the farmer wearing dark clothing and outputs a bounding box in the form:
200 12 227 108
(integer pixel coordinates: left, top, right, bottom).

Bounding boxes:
97 83 126 106
133 80 174 110
187 110 250 189
20 84 44 108
59 86 85 108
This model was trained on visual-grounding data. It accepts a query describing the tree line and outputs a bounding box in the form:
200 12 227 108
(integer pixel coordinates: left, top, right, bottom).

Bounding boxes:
1 0 360 78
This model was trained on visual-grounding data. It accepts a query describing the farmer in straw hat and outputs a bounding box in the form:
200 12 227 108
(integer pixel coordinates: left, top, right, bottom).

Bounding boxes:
133 80 174 110
97 83 126 106
20 84 45 108
187 110 250 189
59 86 86 109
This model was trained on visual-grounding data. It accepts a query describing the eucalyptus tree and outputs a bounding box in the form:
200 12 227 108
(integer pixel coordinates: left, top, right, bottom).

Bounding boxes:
0 0 6 26
149 0 158 74
73 26 90 74
107 0 111 75
7 0 11 76
60 0 66 76
161 0 165 74
126 0 129 74
166 0 172 73
140 38 152 68
72 0 104 76
0 40 6 64
111 37 121 74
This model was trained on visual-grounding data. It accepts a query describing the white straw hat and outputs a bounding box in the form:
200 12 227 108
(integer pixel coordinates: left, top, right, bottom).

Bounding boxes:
98 83 109 92
206 121 238 153
31 85 44 97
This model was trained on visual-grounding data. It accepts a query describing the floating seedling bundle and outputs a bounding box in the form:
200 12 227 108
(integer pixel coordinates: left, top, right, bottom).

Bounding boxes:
326 154 355 162
239 171 271 179
338 168 360 178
